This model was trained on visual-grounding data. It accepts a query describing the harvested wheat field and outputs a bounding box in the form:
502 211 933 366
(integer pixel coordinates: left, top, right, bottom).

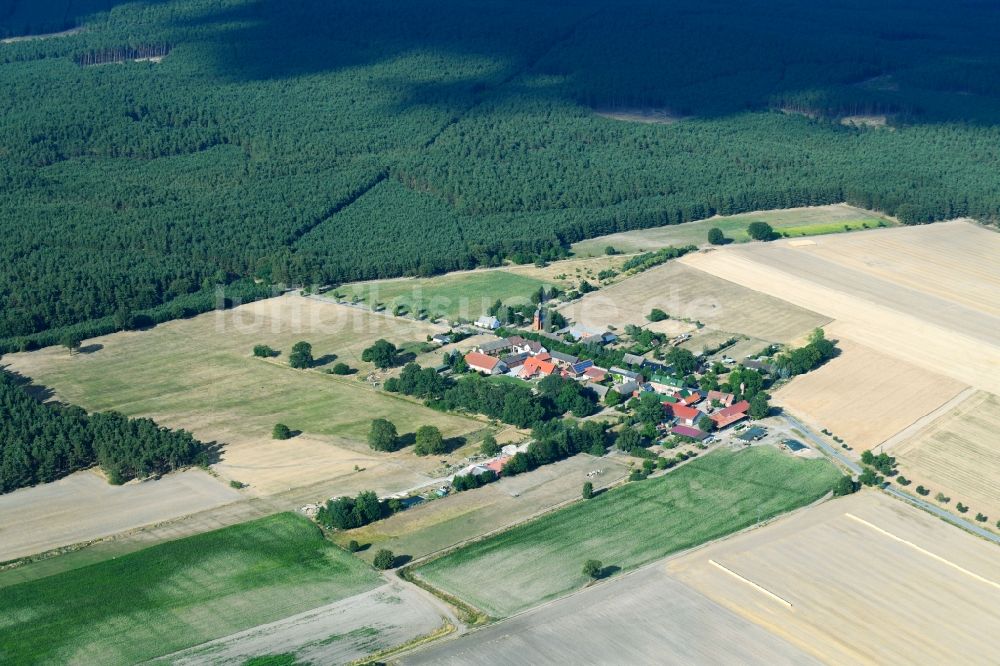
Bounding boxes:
404 563 814 665
780 220 1000 318
2 294 482 494
669 491 1000 665
773 338 967 451
164 582 447 666
681 222 1000 393
0 469 240 562
559 261 829 343
892 391 1000 523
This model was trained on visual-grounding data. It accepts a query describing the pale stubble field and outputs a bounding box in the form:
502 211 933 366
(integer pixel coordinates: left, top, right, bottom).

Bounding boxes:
668 491 1000 665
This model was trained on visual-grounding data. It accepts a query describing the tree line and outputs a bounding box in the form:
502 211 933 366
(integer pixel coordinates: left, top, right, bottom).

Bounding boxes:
385 363 600 429
0 369 209 493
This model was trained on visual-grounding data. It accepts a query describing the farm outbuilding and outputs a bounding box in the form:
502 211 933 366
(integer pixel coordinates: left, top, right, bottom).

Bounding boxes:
738 427 767 442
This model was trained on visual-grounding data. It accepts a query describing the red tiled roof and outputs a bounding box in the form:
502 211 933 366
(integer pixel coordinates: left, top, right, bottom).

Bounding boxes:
710 411 747 428
667 404 701 421
465 352 499 371
673 391 702 405
717 400 750 418
671 425 708 439
584 367 608 380
521 356 556 377
485 456 511 474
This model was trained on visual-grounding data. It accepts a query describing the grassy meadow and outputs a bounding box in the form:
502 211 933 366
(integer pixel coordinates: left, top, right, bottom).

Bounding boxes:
572 204 893 256
0 513 379 665
4 294 481 448
334 270 551 322
415 447 840 617
3 294 486 492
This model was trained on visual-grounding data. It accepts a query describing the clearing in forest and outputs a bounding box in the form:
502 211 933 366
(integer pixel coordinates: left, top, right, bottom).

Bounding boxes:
3 294 482 494
772 338 967 451
893 390 1000 525
414 447 839 617
593 107 688 124
334 254 625 323
559 260 829 343
571 204 892 256
337 271 551 322
0 513 381 665
669 491 1000 665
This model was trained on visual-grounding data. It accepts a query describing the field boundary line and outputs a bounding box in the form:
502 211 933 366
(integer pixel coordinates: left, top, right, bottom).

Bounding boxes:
709 559 793 608
845 513 1000 591
875 386 975 454
396 489 835 662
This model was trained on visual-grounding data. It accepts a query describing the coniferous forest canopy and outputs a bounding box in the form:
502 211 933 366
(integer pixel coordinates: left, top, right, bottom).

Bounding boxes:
1 0 1000 351
0 369 209 493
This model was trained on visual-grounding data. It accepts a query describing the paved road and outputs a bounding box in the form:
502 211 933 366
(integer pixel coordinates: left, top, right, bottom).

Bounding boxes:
883 486 1000 545
780 413 861 473
781 413 1000 546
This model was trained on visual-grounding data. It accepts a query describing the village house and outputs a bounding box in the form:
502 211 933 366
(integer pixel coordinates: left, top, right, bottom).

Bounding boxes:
642 360 672 375
705 390 736 407
431 333 452 345
613 380 640 396
561 325 618 345
672 389 702 406
567 359 595 377
519 355 557 379
588 332 618 345
507 335 547 356
622 353 647 368
485 455 512 474
665 402 704 427
709 400 750 429
586 382 610 399
741 358 776 374
648 373 685 395
548 350 579 366
500 351 531 370
583 366 609 383
609 367 643 384
501 442 530 456
476 337 513 356
475 315 501 330
465 352 508 375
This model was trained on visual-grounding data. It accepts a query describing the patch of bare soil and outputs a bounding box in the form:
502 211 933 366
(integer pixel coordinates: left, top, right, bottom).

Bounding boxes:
594 107 687 124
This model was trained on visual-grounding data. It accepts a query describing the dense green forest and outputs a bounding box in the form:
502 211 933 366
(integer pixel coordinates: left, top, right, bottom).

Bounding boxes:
0 369 209 493
2 0 1000 350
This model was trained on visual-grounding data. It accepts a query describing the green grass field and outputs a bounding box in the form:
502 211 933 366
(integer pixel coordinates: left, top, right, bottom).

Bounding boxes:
334 270 550 322
0 513 379 665
415 447 840 617
572 204 894 255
